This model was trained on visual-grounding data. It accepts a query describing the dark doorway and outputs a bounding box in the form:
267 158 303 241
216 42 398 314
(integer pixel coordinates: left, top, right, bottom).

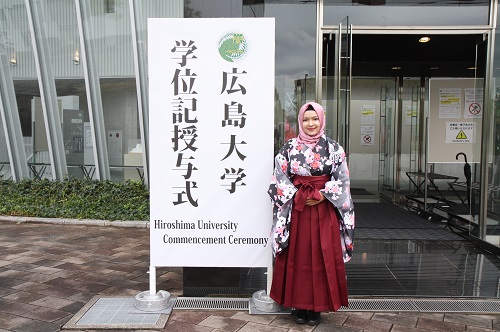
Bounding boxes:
324 33 487 78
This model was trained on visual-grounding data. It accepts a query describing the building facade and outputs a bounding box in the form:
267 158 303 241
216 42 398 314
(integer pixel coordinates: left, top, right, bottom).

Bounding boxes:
1 0 499 269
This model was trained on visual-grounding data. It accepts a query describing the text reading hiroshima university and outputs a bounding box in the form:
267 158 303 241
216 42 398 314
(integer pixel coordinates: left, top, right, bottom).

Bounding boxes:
154 219 269 246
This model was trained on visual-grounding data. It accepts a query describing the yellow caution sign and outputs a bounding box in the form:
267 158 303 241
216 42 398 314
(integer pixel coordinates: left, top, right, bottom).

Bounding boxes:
456 130 467 140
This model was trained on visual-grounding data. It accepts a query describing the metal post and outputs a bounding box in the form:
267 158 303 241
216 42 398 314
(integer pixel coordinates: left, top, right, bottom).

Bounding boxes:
149 265 156 295
129 0 149 188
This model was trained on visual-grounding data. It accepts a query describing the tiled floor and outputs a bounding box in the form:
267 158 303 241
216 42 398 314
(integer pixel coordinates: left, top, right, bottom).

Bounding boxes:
0 204 499 331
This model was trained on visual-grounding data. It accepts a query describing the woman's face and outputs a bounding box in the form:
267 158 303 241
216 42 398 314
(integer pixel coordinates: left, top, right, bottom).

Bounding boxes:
302 110 321 136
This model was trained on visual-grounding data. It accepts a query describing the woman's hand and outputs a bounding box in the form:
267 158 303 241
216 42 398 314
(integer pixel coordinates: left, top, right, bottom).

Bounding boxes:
305 192 325 206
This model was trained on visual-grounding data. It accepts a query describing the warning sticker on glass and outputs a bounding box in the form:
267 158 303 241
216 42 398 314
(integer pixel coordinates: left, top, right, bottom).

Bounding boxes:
445 122 475 144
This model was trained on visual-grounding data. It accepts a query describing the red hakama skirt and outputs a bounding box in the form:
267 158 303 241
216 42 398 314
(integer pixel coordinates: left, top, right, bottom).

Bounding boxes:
269 175 349 312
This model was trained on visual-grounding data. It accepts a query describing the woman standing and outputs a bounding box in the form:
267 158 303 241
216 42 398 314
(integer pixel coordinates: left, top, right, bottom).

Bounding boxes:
268 102 355 326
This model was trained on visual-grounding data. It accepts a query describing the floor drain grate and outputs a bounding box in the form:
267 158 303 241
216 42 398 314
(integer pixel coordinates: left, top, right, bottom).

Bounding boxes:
413 299 500 313
174 297 249 310
62 296 170 330
173 297 500 313
340 299 417 312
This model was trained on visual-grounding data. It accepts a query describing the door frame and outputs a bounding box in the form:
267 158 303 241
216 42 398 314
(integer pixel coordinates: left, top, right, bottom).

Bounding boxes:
317 26 491 201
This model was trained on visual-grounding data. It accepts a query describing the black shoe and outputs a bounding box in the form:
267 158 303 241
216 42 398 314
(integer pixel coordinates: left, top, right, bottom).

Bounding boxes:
292 309 307 324
307 311 321 326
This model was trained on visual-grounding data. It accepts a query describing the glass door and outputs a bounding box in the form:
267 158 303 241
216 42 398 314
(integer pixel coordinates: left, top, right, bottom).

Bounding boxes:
379 82 397 199
323 17 351 150
400 79 422 199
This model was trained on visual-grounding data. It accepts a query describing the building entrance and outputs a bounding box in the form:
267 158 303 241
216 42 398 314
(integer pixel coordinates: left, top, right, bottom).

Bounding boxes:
321 31 486 204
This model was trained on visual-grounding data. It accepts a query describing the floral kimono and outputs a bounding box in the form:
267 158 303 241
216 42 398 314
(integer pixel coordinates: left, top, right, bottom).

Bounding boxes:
268 135 355 262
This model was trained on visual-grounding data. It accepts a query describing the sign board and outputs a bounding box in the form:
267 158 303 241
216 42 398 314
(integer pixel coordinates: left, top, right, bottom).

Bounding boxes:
428 78 483 163
148 18 275 267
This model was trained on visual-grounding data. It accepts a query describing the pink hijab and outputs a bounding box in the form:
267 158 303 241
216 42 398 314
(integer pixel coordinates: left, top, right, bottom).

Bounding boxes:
297 102 325 149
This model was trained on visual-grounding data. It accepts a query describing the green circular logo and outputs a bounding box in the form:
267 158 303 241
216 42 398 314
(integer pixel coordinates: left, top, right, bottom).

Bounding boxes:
218 33 248 62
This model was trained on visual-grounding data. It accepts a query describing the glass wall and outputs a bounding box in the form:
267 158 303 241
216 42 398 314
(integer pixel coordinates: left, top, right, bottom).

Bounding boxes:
486 9 500 247
324 1 489 27
45 0 87 179
87 0 136 181
265 3 316 154
0 0 183 182
0 109 7 179
0 0 46 180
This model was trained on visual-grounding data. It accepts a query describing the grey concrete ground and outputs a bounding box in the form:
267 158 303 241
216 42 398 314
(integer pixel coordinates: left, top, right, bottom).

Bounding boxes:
0 217 499 332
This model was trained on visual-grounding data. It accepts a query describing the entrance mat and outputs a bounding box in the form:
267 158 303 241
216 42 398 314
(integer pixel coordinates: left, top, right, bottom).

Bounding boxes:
351 188 374 195
63 296 172 330
355 228 464 241
356 202 445 229
354 202 465 241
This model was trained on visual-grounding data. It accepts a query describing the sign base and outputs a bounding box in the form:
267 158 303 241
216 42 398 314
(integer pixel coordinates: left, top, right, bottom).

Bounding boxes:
134 290 171 312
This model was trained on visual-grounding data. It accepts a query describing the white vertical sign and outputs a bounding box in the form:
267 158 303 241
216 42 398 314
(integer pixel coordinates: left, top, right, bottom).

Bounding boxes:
148 18 275 267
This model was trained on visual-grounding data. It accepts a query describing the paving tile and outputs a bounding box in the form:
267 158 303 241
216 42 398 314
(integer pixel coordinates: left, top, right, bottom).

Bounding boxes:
0 277 25 288
0 271 31 279
19 307 70 322
36 286 80 298
0 287 17 297
18 273 59 283
60 257 90 264
198 314 247 331
464 326 496 332
269 315 315 331
390 323 437 331
342 311 375 320
65 292 95 303
11 257 42 264
444 313 493 329
0 261 12 268
0 301 38 315
372 312 419 327
238 321 289 332
78 282 112 293
313 323 363 332
403 312 445 320
8 319 62 332
232 311 278 324
417 317 466 331
164 319 213 332
31 266 63 275
320 312 349 325
29 296 76 310
2 264 38 272
201 310 241 318
11 282 50 293
43 277 84 289
493 318 500 330
53 263 87 272
0 312 31 330
169 310 211 324
59 301 85 314
2 291 46 304
343 315 393 332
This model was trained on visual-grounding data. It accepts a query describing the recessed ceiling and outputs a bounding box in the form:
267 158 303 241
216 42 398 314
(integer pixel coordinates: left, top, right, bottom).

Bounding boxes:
324 33 486 77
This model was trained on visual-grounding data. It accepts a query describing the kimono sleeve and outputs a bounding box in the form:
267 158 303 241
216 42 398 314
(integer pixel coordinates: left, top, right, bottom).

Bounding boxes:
268 143 297 208
268 142 297 256
321 140 355 260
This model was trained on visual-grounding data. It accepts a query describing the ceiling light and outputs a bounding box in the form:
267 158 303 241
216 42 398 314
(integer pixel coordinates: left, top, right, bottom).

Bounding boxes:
467 66 477 70
430 67 439 70
391 66 402 70
419 36 430 43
